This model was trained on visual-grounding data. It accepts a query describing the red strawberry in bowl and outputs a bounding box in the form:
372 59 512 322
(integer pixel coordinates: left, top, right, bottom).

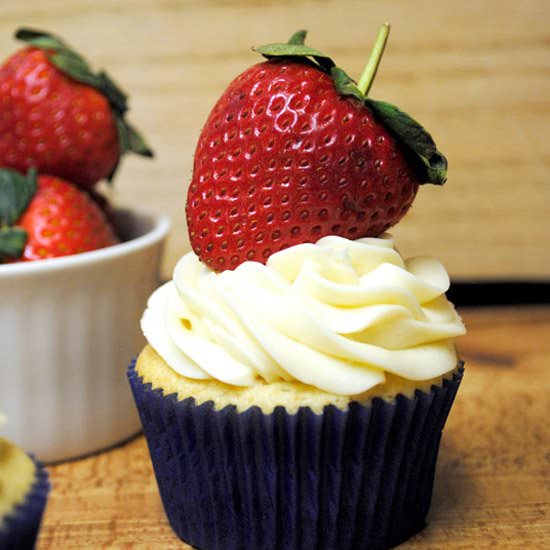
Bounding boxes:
0 28 153 189
186 24 447 271
0 168 119 262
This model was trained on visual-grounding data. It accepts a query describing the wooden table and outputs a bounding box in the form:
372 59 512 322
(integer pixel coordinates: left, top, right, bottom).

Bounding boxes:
36 306 549 548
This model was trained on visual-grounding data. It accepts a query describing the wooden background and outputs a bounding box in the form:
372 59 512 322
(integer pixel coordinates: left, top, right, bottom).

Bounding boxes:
0 0 548 280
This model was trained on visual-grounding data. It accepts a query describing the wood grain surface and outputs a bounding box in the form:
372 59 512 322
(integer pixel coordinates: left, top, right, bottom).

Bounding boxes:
0 0 549 280
37 306 550 549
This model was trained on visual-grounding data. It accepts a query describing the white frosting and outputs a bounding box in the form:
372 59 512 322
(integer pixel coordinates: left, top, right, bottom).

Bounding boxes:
142 235 465 395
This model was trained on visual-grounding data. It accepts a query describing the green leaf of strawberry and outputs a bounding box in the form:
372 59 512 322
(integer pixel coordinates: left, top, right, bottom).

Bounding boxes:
0 226 27 259
329 66 364 101
287 30 307 46
0 168 37 226
0 168 36 260
254 31 336 74
365 99 447 184
14 28 71 52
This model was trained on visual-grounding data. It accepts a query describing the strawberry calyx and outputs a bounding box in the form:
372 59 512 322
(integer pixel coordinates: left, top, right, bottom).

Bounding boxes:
254 24 447 185
0 226 27 259
0 168 37 261
15 28 154 182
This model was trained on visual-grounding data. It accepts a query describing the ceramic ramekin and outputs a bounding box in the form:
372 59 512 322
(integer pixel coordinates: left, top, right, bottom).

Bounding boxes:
0 208 171 463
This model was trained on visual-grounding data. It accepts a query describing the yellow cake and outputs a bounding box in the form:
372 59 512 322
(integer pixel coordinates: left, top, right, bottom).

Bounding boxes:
0 437 35 523
136 344 455 414
0 434 50 549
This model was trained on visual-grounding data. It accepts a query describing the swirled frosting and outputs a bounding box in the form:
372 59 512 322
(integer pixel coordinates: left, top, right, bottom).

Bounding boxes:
142 235 465 395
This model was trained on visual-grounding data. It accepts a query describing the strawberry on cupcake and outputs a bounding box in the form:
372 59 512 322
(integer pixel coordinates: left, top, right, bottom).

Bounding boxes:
187 23 446 271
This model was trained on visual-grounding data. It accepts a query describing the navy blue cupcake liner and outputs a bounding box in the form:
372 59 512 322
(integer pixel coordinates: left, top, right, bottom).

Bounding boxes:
0 455 50 550
129 359 463 550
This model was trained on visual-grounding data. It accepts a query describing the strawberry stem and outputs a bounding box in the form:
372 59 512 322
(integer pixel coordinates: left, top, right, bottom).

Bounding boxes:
357 22 391 97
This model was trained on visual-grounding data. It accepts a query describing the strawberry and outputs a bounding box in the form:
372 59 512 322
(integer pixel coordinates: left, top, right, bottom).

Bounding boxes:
186 25 447 271
0 28 153 189
0 168 119 262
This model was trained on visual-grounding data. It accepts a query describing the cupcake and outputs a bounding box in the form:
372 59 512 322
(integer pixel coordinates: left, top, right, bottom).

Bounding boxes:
0 431 50 550
129 25 466 550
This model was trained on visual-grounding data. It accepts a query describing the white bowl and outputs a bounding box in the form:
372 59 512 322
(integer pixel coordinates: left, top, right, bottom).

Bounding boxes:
0 208 171 463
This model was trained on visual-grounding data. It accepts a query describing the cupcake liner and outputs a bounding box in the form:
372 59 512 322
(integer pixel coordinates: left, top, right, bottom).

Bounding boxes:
129 360 463 550
0 456 50 550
